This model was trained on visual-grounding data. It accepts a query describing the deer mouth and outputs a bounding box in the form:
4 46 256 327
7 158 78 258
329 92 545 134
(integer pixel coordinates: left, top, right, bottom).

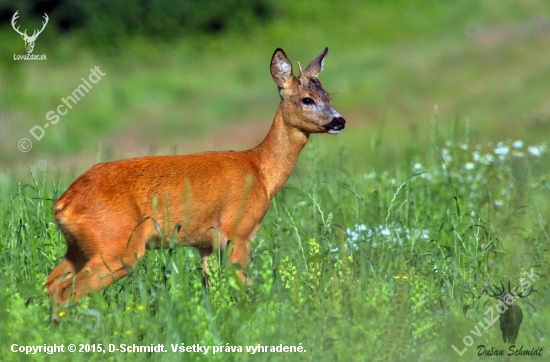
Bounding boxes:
323 116 346 134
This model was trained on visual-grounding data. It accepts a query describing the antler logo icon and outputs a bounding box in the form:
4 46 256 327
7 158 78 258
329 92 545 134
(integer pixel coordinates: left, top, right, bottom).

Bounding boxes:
11 11 49 54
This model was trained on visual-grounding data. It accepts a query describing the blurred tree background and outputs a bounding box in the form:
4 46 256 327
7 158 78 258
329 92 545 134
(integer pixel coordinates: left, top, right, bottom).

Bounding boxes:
0 0 272 43
1 0 549 173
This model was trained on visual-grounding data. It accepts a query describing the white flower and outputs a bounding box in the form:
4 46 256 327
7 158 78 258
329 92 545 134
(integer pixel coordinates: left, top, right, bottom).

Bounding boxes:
480 154 495 165
347 224 431 248
440 148 452 162
465 162 475 170
494 142 509 156
528 145 546 157
513 140 523 149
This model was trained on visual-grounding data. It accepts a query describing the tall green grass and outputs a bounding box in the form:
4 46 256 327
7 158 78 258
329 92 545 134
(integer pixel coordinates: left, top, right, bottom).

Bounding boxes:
1 123 548 361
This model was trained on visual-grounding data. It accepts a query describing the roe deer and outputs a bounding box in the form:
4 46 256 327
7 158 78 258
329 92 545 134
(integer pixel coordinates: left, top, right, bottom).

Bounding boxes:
46 47 346 322
485 280 535 344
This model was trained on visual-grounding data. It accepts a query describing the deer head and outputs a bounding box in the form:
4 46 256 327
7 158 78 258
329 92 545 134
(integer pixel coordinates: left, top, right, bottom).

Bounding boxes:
270 48 346 135
11 11 49 54
485 280 535 344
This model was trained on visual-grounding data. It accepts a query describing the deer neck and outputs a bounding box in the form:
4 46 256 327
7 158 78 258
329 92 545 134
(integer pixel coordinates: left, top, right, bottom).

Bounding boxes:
251 107 309 199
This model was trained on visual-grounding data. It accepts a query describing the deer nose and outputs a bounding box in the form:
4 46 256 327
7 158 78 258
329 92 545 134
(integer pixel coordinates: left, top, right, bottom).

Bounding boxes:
324 116 346 134
333 116 346 129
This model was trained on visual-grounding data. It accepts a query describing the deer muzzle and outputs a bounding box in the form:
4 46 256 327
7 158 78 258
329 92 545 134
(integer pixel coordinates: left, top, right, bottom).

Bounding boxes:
324 116 346 134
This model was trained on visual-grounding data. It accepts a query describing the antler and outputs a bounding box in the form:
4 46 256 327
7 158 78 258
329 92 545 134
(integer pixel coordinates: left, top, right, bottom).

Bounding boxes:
514 283 536 299
31 13 49 39
297 61 304 77
486 280 537 299
11 11 48 40
11 11 28 37
485 280 505 298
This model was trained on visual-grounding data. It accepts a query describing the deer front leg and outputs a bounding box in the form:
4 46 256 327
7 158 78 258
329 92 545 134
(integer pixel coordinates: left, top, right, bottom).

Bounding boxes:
199 247 213 287
227 223 261 285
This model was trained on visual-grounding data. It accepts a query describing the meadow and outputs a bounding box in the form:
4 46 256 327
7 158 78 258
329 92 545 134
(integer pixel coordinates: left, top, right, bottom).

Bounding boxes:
1 1 550 361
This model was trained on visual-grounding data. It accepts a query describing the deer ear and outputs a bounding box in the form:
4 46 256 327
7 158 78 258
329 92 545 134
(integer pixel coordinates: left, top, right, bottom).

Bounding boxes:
304 47 328 78
271 48 295 88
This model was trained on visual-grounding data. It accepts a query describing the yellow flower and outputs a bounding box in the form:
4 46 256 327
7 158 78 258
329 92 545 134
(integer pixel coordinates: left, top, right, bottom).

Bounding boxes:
394 275 400 279
58 311 66 318
137 305 144 311
125 330 131 335
126 306 131 311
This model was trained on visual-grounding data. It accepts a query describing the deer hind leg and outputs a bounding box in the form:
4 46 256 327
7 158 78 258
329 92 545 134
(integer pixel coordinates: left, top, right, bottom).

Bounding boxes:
47 224 146 323
46 232 88 322
50 247 145 323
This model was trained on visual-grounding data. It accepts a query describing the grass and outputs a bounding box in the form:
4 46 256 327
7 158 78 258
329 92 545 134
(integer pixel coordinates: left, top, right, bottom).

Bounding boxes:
1 125 549 361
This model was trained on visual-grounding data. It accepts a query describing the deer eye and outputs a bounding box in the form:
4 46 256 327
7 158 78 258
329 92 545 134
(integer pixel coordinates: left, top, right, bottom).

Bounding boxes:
301 97 315 106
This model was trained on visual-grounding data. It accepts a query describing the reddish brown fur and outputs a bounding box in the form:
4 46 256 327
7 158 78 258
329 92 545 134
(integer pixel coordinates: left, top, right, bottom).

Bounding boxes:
46 48 345 322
